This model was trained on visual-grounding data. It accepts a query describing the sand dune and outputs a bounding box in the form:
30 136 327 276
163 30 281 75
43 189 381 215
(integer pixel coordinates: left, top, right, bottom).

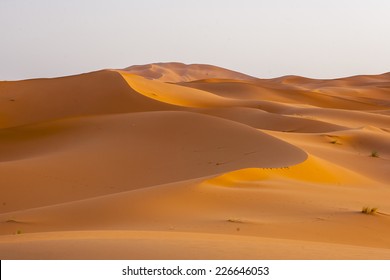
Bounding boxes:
183 78 388 110
123 62 255 83
1 231 390 260
0 70 178 129
0 111 306 213
0 63 389 259
194 107 348 133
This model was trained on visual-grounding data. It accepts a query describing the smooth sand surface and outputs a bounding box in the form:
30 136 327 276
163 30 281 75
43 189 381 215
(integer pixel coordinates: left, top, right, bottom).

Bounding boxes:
0 63 389 259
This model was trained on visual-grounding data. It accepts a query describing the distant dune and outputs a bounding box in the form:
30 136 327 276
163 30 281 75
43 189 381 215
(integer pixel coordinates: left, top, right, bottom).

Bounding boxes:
0 63 389 259
123 62 256 82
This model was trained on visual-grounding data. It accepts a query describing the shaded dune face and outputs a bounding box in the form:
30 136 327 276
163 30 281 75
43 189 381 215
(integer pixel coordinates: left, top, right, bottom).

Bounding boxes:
0 63 390 260
0 70 179 129
0 111 306 212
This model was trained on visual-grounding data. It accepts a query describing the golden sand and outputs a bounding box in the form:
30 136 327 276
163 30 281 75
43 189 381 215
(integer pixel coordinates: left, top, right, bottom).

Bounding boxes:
0 63 389 259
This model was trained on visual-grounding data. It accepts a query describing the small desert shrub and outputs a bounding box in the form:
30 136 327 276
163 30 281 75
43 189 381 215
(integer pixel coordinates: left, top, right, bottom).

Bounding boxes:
370 151 379 158
15 229 22 235
227 218 243 223
361 207 378 215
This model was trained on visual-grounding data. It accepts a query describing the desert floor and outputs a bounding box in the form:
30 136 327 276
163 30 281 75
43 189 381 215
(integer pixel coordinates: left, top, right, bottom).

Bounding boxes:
0 63 389 259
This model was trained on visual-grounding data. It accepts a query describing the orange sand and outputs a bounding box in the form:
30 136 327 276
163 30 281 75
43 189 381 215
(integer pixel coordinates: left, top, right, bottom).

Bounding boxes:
0 63 389 259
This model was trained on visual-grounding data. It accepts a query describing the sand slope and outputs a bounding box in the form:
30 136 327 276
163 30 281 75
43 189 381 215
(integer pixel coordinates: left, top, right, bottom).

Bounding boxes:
0 63 389 259
0 70 178 129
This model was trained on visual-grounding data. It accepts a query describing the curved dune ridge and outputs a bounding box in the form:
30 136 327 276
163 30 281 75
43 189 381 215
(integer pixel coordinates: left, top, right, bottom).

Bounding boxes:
0 63 390 259
118 71 237 107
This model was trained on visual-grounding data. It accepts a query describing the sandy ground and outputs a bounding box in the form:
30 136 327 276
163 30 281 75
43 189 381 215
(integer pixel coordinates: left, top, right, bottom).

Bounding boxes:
0 63 389 259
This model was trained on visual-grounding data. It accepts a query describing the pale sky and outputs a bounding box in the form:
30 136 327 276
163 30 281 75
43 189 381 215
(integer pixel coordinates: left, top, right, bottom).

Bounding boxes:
1 0 390 80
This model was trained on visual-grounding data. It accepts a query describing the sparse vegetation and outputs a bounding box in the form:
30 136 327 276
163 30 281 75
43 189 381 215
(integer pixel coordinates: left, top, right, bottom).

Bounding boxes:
227 218 244 223
15 229 22 235
370 151 379 158
361 206 378 215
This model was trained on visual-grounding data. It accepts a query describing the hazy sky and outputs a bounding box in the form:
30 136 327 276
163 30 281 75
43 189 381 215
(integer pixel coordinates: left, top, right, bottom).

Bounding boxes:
1 0 390 80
